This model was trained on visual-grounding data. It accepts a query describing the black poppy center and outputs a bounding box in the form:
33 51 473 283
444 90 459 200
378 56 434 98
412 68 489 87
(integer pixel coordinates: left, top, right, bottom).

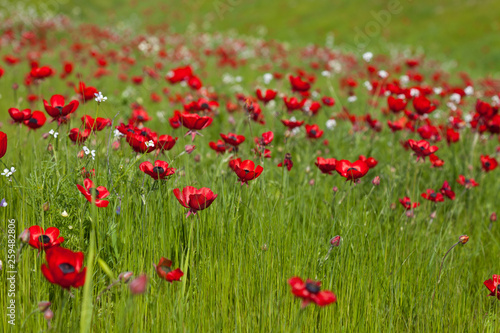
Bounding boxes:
159 266 172 274
217 144 225 148
39 235 51 244
430 193 437 198
55 106 63 114
137 115 144 121
420 146 425 150
200 103 209 109
140 131 148 137
310 130 317 135
229 135 237 141
153 166 165 174
59 263 75 274
347 167 357 172
485 162 491 168
305 282 320 294
405 201 411 206
89 188 100 197
497 285 500 292
244 169 250 174
28 118 38 124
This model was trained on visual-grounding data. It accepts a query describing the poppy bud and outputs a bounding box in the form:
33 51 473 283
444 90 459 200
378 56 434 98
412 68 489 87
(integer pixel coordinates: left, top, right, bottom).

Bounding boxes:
458 235 469 245
261 244 268 251
309 179 315 186
78 150 85 158
129 274 148 295
332 186 338 192
305 166 311 173
372 176 380 186
194 154 201 162
491 212 497 222
43 202 50 211
38 301 51 312
330 235 341 247
406 210 414 218
47 143 53 152
390 203 397 210
112 141 120 150
19 228 30 243
43 308 54 321
42 133 50 140
429 211 436 219
118 271 134 283
12 83 19 90
184 145 196 154
61 210 69 217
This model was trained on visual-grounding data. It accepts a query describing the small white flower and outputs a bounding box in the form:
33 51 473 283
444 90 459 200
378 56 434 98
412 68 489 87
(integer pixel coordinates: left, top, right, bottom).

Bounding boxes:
235 76 242 83
49 129 59 138
450 93 461 104
61 210 69 217
464 114 473 123
263 73 273 84
145 140 155 148
114 129 125 138
433 87 443 95
326 119 337 130
447 102 457 111
410 88 420 97
83 146 90 155
464 86 474 96
347 95 357 103
321 70 331 77
2 167 15 177
364 81 373 91
362 52 373 62
91 150 96 160
400 75 409 85
378 70 388 79
94 91 107 103
291 127 301 136
0 198 7 207
492 95 500 106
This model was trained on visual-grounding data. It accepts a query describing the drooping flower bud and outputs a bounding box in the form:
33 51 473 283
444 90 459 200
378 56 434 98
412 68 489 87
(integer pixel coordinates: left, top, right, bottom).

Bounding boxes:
330 235 341 247
19 228 30 243
371 176 380 186
458 235 469 245
118 271 134 283
129 274 148 295
38 301 51 312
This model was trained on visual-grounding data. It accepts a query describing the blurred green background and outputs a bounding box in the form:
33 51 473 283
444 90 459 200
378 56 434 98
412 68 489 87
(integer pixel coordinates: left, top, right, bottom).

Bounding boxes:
6 0 500 75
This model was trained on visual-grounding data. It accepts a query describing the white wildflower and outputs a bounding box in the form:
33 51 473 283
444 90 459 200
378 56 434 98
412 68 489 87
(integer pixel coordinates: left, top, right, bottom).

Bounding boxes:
326 119 337 130
263 73 273 84
364 81 373 91
2 167 16 177
49 129 59 138
362 52 373 62
410 88 420 97
145 140 155 148
321 71 331 77
464 86 474 96
61 210 68 217
347 95 357 103
433 87 443 95
450 93 461 104
114 129 125 138
378 70 388 79
94 91 107 103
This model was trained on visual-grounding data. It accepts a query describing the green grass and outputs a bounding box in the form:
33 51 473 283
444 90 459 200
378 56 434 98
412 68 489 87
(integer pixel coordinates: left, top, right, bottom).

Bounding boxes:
1 2 500 332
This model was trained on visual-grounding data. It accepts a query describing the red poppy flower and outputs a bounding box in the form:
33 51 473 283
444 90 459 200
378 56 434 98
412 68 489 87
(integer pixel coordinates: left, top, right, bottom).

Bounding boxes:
77 178 110 207
283 97 306 112
446 128 460 144
220 132 246 147
412 96 436 115
429 154 444 168
421 189 444 202
289 75 311 92
231 159 264 185
128 134 157 154
358 155 378 168
440 181 455 200
387 118 406 132
399 197 420 210
281 119 304 130
8 108 32 123
480 155 498 172
169 111 182 129
82 115 111 132
315 157 337 175
209 140 227 154
179 112 213 141
41 247 86 289
407 139 438 161
153 257 184 283
278 153 293 171
24 110 46 130
253 148 271 159
335 159 369 181
188 75 203 90
255 131 274 147
166 65 193 84
27 226 64 250
256 89 277 104
456 175 479 188
184 98 219 113
157 135 177 152
484 275 500 300
476 99 496 118
0 131 6 159
305 124 324 139
288 277 336 308
43 95 79 121
69 128 91 144
128 108 151 126
322 96 335 107
30 66 54 79
139 160 175 180
387 96 407 113
75 82 98 103
173 186 217 217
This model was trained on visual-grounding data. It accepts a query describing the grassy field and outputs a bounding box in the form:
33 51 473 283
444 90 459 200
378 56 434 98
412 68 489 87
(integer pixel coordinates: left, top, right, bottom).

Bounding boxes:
1 1 500 332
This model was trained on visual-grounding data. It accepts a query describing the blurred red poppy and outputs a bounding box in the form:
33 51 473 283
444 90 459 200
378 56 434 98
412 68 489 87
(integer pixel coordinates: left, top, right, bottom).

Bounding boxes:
484 275 500 300
41 247 86 289
77 178 110 207
315 157 337 175
173 186 217 217
335 159 369 181
139 160 175 180
153 257 184 283
24 111 46 130
27 226 64 251
288 277 336 308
